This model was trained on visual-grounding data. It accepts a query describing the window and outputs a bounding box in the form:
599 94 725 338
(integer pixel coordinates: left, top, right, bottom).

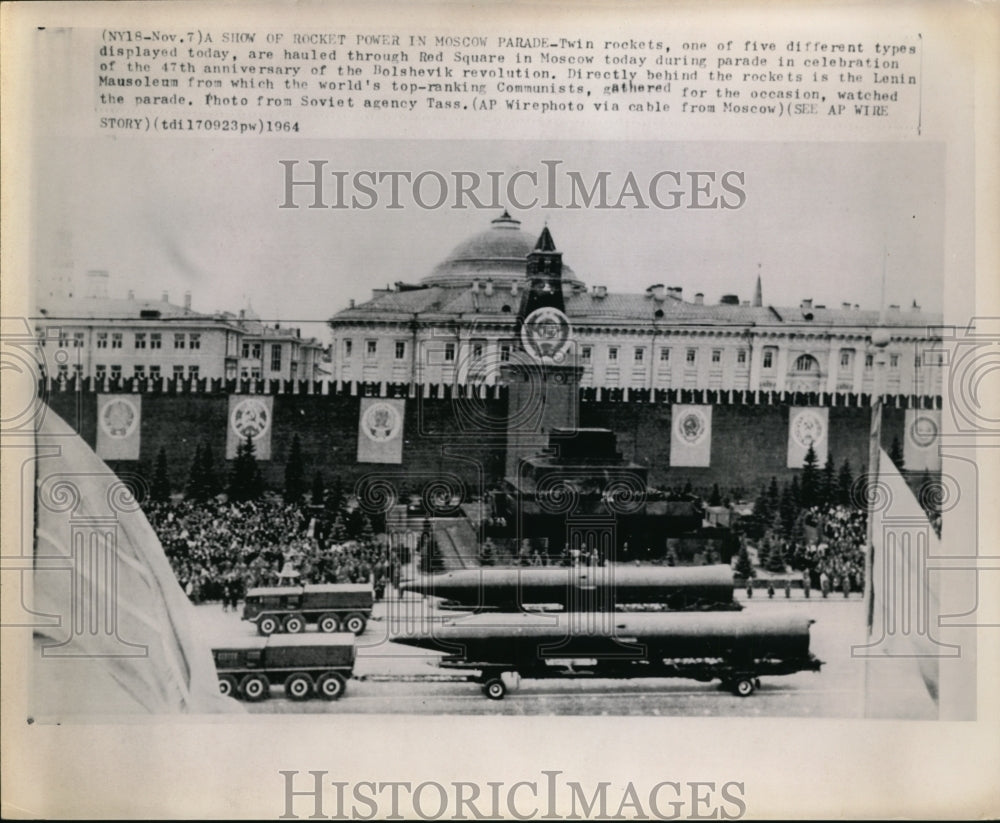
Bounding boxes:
794 354 816 371
73 363 82 376
251 367 261 379
111 333 123 349
472 342 484 359
271 344 282 372
737 349 747 365
242 341 251 358
149 365 161 379
188 365 200 379
711 349 722 364
444 342 456 362
581 346 592 363
57 331 68 348
73 332 85 348
134 365 145 378
135 332 147 349
110 365 122 380
840 349 853 368
251 343 261 359
634 347 645 363
57 364 69 378
189 333 201 350
659 348 670 363
174 333 185 349
366 339 378 358
608 347 619 362
240 368 249 380
97 332 108 349
95 364 107 380
763 348 775 369
500 344 511 363
173 365 184 378
686 348 696 366
343 339 353 357
865 353 874 369
150 333 162 349
890 354 899 368
395 341 406 360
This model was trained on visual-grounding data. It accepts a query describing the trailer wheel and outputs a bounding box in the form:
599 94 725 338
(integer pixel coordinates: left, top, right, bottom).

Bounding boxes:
240 674 269 701
218 675 237 698
344 613 367 635
257 615 280 636
285 673 313 701
283 614 306 634
482 677 507 700
317 613 340 633
733 677 756 697
317 672 346 700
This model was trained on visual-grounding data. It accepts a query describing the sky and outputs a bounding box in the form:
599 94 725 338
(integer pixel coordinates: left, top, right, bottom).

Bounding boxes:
31 137 944 343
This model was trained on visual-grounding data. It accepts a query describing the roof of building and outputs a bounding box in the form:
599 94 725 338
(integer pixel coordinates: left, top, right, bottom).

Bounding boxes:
421 211 582 288
37 295 217 322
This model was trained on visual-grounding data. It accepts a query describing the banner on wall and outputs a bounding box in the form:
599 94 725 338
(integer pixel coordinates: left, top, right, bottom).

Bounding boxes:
903 409 942 472
357 398 405 464
669 404 712 467
787 406 829 468
226 395 274 459
96 394 142 460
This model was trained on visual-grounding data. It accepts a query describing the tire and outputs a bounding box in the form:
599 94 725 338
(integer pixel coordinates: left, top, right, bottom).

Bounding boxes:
218 675 237 698
344 613 367 635
240 673 269 701
283 614 306 634
483 677 506 700
317 613 340 633
733 677 755 697
285 673 313 701
257 615 280 636
317 672 346 700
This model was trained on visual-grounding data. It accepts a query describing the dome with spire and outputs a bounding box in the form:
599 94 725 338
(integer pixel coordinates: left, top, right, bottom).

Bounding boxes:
421 211 582 288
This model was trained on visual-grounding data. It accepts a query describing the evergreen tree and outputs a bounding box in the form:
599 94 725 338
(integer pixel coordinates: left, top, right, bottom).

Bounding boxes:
767 476 780 509
889 435 905 471
754 484 773 528
765 539 787 573
708 483 722 506
838 459 854 507
360 514 376 546
800 443 820 508
789 475 801 507
821 455 836 508
311 471 325 506
151 446 171 503
199 442 221 499
228 434 264 502
330 512 349 543
326 477 345 514
780 482 798 539
284 434 306 504
734 541 755 580
186 443 205 501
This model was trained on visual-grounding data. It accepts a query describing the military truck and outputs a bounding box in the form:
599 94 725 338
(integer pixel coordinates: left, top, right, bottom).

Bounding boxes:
212 634 356 701
242 583 374 635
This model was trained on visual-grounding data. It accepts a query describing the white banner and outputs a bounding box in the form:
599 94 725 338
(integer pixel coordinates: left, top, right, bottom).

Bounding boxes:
669 405 712 467
787 406 829 468
357 398 405 464
226 395 274 460
904 409 942 472
96 394 141 460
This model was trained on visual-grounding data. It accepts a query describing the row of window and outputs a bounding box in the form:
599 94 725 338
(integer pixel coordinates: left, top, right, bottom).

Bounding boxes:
74 364 202 380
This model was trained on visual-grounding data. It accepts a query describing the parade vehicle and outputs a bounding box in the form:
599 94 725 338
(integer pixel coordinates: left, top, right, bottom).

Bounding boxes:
390 611 822 699
242 583 374 635
212 634 356 701
400 564 739 612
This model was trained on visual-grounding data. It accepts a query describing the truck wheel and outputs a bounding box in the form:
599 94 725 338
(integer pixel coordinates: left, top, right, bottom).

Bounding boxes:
344 613 367 635
317 672 346 700
218 675 237 698
285 673 313 701
483 677 507 700
317 614 340 633
240 674 269 701
283 614 306 634
733 677 756 697
257 615 280 636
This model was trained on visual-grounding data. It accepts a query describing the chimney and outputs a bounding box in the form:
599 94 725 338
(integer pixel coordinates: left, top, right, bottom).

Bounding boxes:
720 294 739 306
85 270 109 300
484 279 494 296
183 290 192 310
668 286 683 298
694 292 704 305
349 299 356 309
162 290 169 303
239 309 245 320
801 298 813 310
842 301 852 309
647 284 666 301
910 300 921 312
888 304 900 312
594 285 608 298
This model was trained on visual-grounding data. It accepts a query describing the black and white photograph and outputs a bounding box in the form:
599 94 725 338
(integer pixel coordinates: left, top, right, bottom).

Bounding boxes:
2 1 998 819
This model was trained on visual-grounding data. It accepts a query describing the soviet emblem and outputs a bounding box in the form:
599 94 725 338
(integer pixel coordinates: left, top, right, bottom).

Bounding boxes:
362 402 401 443
100 397 139 439
230 398 270 441
521 307 572 363
791 409 825 449
675 408 708 445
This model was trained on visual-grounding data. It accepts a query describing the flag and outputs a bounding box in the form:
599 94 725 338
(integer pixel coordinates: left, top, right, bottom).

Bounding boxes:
96 393 141 460
903 409 942 472
357 397 405 464
33 405 241 716
226 395 274 459
669 404 712 467
787 406 828 468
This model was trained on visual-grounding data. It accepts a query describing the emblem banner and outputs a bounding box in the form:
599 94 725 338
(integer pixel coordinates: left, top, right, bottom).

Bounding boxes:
357 397 405 464
903 409 942 472
787 406 829 468
96 394 142 460
226 395 274 459
669 404 712 467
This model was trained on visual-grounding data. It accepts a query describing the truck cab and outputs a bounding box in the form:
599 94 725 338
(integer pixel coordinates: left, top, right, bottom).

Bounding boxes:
242 583 374 636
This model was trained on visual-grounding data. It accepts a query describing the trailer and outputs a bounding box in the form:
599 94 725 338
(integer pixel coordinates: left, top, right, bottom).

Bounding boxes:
212 634 356 701
242 583 374 635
